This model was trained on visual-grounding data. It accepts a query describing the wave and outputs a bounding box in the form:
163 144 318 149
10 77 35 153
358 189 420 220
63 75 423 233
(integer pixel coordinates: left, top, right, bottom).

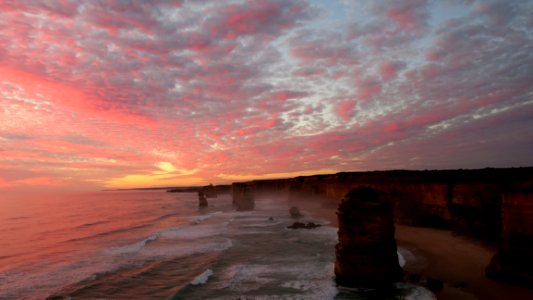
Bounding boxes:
399 284 437 300
160 222 229 240
398 251 406 267
65 224 150 243
104 232 161 255
0 255 12 261
191 269 213 285
241 221 281 228
150 212 180 222
191 211 222 224
74 220 110 229
6 215 29 221
397 247 416 267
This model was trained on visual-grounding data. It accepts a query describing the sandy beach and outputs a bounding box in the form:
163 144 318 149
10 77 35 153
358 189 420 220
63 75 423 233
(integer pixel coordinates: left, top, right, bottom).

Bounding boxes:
396 225 533 300
312 203 532 300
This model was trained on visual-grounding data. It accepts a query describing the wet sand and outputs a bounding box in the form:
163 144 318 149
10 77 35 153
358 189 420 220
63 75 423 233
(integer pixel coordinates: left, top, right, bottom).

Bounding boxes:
396 225 533 300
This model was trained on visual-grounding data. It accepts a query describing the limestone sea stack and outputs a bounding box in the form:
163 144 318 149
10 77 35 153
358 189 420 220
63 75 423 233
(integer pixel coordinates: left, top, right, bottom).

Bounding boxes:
486 190 533 288
335 186 403 288
198 190 208 207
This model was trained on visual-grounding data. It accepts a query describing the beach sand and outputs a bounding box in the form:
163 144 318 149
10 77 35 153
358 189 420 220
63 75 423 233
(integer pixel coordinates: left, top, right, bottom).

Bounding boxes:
396 225 533 300
300 201 532 299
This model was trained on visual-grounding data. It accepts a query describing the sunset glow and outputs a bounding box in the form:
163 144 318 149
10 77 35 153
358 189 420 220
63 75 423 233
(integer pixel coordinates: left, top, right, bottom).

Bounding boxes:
1 0 532 192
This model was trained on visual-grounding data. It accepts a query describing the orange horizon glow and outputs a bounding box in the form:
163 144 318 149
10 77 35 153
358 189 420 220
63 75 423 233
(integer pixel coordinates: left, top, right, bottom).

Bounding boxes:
1 1 532 193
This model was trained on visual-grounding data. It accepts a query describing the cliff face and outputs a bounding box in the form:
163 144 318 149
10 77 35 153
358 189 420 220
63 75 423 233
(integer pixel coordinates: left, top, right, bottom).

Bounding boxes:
283 169 532 239
335 187 403 287
230 168 533 289
251 179 290 199
232 168 533 239
232 182 255 211
486 191 533 287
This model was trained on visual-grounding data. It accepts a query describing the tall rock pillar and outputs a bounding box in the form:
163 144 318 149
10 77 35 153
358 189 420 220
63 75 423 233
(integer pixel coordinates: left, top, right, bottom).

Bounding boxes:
335 186 403 288
486 190 533 287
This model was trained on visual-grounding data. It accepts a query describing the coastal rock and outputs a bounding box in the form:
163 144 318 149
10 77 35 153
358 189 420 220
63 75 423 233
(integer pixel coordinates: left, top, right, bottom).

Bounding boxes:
335 186 403 288
486 190 533 288
426 278 444 292
229 168 533 244
287 222 321 229
289 206 302 218
198 190 208 207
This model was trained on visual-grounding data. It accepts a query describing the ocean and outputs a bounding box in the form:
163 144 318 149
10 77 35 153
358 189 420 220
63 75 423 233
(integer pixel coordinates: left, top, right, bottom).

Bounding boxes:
0 190 432 299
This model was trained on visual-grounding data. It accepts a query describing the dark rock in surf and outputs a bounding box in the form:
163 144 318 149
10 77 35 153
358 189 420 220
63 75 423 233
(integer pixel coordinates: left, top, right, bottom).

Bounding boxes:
408 273 422 283
287 222 322 229
426 278 444 292
289 206 303 218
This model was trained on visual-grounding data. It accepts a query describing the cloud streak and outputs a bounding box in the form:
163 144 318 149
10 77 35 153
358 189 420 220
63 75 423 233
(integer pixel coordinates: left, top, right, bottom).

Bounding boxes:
0 0 532 190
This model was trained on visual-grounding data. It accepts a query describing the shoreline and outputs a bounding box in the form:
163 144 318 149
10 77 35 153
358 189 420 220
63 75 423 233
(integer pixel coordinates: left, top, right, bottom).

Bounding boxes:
395 225 533 300
311 205 532 300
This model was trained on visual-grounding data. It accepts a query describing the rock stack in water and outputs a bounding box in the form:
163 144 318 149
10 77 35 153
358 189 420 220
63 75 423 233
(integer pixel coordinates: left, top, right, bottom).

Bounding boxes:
198 190 208 207
335 186 403 288
486 190 533 288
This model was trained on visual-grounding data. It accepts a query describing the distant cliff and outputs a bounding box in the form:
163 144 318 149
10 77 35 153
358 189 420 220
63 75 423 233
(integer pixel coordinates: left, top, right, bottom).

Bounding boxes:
231 167 533 288
486 189 533 287
232 168 533 241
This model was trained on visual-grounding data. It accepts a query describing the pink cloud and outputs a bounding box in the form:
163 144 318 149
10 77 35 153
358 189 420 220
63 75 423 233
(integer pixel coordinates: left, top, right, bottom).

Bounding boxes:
336 101 356 122
0 0 532 191
379 61 403 81
209 0 313 40
358 78 382 101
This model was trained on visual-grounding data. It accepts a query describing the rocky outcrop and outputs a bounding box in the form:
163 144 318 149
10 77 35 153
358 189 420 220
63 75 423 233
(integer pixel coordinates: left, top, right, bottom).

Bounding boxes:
198 190 208 207
289 206 302 218
335 187 403 288
232 182 255 211
225 168 533 289
230 168 532 242
264 168 532 241
287 221 321 229
486 190 533 288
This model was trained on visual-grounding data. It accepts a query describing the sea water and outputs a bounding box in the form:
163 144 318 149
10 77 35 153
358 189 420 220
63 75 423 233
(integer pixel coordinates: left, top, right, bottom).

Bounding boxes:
0 190 432 299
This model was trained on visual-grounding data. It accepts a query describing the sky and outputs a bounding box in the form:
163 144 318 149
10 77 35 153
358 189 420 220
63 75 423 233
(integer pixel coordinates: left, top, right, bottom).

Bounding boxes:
0 0 532 192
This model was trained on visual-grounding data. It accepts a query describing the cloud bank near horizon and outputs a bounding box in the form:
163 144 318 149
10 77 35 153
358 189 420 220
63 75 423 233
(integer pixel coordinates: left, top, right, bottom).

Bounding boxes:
1 0 532 190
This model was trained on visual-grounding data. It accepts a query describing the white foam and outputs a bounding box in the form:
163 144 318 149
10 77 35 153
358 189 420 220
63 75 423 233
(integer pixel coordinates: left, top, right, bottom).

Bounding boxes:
192 211 222 224
404 286 437 300
220 264 275 292
191 269 213 285
104 232 160 255
241 221 281 228
397 247 416 267
398 251 406 267
216 261 337 298
160 222 228 239
140 237 233 258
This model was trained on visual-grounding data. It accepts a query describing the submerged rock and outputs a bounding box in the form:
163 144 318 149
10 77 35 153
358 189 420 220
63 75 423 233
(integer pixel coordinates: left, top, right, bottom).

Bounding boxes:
287 222 321 229
426 278 444 292
335 186 403 288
